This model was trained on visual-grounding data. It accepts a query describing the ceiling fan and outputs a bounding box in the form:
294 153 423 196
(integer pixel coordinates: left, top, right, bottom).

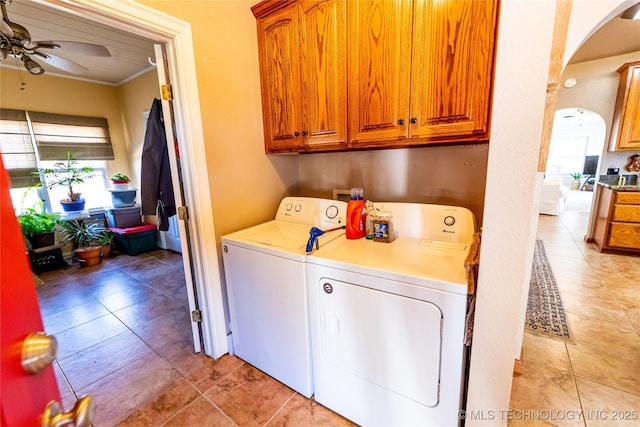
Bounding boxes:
0 0 110 76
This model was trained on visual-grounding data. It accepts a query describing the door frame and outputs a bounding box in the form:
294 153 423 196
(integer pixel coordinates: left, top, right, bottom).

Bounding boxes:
41 0 228 358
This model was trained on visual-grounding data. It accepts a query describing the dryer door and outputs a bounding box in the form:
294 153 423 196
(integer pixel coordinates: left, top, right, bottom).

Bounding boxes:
318 278 443 407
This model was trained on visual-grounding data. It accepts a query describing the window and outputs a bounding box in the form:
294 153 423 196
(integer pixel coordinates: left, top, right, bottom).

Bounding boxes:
38 160 112 213
0 109 115 214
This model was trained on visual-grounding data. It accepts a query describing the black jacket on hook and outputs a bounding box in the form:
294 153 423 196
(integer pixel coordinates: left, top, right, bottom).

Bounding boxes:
141 98 176 231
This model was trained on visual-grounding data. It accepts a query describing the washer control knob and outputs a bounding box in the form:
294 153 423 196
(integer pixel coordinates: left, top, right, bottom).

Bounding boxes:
295 204 302 212
325 204 339 219
286 203 292 211
444 216 456 226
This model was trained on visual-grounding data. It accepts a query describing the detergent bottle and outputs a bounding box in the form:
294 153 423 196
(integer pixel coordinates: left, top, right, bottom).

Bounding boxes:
346 188 367 239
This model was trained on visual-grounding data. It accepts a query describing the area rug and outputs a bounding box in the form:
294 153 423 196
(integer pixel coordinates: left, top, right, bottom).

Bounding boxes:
525 240 571 340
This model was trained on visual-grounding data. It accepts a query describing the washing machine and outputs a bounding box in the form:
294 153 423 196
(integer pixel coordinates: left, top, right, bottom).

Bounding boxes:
306 202 476 426
221 197 346 398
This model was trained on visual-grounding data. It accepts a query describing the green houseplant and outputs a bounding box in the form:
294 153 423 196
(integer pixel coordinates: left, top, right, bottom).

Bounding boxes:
59 220 108 266
37 152 97 212
97 230 114 257
569 172 582 190
110 172 131 191
17 208 60 249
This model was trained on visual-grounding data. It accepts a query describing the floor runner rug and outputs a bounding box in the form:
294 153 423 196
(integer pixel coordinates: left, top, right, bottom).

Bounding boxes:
525 240 571 340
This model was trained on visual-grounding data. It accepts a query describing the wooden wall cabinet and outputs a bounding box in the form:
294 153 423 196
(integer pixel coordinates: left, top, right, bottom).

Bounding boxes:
252 0 347 153
593 186 640 253
348 0 499 149
610 61 640 151
253 0 498 153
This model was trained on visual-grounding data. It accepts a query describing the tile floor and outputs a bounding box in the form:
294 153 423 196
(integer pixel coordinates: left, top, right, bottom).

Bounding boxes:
35 248 353 426
509 191 640 426
36 191 640 427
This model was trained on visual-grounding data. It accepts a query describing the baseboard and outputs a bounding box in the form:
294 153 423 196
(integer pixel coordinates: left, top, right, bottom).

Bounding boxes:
513 347 524 375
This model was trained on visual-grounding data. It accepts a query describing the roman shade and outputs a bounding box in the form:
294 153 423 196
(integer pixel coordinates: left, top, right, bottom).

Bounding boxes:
0 109 40 188
29 111 114 161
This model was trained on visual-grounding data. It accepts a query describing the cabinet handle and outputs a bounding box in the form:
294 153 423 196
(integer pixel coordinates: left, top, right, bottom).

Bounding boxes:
302 130 307 136
398 119 405 125
411 117 417 124
294 132 299 137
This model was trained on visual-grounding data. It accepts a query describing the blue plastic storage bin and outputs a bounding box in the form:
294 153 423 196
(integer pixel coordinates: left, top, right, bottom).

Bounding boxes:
109 188 137 208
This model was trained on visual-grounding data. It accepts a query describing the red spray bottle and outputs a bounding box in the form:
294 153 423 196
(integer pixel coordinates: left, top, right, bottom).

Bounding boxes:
346 187 367 239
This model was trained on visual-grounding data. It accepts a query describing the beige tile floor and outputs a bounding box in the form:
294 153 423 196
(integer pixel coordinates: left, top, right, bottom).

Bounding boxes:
36 192 640 426
509 190 640 427
35 249 353 426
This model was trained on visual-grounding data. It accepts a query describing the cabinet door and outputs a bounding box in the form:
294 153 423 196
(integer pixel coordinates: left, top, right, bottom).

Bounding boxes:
256 4 303 152
299 0 347 151
347 0 413 147
614 64 640 150
409 0 497 143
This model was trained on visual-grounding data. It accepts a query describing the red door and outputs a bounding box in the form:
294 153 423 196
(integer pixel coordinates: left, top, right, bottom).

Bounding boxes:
0 156 61 426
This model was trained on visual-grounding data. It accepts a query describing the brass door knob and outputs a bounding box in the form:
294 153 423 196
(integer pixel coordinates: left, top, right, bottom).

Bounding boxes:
22 332 57 374
42 396 95 427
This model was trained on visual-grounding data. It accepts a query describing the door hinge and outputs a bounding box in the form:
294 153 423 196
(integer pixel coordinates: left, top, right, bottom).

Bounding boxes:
161 84 173 101
178 206 189 220
191 310 202 322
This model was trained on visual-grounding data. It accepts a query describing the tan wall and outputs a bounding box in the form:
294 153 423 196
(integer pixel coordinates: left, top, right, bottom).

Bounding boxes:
139 0 300 238
117 70 161 190
558 51 640 172
299 144 488 225
0 68 131 178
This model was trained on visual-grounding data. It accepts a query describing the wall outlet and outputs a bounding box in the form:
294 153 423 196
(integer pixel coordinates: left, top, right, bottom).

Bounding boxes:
333 189 351 203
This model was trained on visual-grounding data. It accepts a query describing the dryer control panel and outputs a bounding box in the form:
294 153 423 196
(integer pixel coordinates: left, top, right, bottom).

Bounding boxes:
276 197 347 229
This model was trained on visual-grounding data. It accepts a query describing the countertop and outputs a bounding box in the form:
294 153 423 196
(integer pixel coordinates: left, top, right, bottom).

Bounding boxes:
598 182 640 191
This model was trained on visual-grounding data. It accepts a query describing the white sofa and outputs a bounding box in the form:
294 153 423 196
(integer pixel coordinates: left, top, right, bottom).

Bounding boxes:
539 178 570 215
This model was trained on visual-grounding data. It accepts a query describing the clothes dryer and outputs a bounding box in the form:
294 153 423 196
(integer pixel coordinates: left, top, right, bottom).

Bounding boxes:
306 202 476 425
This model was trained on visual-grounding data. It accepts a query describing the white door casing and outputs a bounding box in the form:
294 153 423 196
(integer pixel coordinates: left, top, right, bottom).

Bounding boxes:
42 0 229 358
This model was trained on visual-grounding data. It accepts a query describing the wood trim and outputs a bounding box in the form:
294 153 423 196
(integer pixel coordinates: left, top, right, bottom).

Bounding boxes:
513 346 524 375
252 0 297 19
538 0 573 173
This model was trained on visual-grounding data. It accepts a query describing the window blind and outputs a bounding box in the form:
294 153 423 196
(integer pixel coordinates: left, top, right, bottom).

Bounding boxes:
0 109 40 188
29 112 114 161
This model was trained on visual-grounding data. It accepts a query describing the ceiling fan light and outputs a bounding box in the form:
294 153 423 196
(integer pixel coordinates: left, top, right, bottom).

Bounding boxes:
23 55 44 75
621 3 640 20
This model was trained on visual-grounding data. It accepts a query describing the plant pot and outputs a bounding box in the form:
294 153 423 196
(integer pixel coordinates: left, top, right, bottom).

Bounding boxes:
27 231 55 249
111 181 130 190
570 180 580 190
74 245 102 267
101 243 112 258
61 199 86 212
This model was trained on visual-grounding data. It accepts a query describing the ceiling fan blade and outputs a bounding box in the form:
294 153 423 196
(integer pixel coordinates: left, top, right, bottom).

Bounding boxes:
34 40 110 57
1 19 13 39
33 51 88 74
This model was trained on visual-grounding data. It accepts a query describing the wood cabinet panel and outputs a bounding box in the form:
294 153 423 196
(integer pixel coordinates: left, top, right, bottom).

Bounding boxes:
609 223 640 249
254 0 347 153
254 0 498 153
612 62 640 151
592 186 613 251
594 187 640 253
613 205 640 223
347 0 413 145
409 0 497 142
616 192 640 205
300 0 347 150
256 4 302 152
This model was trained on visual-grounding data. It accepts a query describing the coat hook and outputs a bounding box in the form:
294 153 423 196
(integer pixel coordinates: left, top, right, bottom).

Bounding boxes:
148 57 156 66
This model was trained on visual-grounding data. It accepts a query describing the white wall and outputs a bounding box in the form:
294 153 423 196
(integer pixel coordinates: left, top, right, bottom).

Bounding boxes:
466 1 628 424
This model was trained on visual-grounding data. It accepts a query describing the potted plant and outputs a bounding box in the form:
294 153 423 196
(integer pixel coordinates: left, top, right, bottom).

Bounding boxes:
17 208 60 250
569 172 582 190
97 230 114 257
110 173 130 190
36 152 97 212
59 220 107 266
